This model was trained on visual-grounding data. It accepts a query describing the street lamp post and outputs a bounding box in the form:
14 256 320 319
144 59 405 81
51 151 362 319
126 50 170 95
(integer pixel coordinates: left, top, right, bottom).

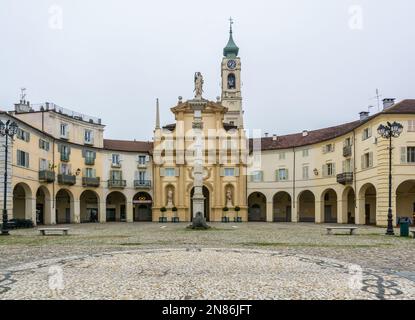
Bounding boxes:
0 120 19 236
377 121 403 236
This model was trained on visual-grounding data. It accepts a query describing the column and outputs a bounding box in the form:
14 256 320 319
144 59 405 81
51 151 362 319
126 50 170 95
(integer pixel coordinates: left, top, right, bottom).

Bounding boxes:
99 201 106 223
44 198 55 225
126 201 133 223
29 197 36 226
337 199 347 224
72 200 80 224
355 197 365 225
315 200 323 223
266 201 273 222
291 197 298 223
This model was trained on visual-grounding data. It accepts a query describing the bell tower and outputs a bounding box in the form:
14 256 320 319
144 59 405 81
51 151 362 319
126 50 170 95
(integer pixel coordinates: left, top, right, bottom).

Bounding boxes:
221 18 243 128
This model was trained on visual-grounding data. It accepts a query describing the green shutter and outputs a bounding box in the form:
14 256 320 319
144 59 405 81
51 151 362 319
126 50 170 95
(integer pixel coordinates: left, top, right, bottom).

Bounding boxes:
369 152 373 167
401 147 407 163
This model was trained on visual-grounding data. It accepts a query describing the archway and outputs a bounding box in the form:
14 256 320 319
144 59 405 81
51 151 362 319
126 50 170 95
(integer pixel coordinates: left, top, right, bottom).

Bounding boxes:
359 183 377 225
106 191 127 222
321 189 337 223
342 187 356 224
12 183 32 221
80 190 99 223
133 192 153 222
248 192 266 222
396 180 415 225
190 186 210 221
55 189 73 224
298 190 315 222
273 192 292 222
36 186 52 225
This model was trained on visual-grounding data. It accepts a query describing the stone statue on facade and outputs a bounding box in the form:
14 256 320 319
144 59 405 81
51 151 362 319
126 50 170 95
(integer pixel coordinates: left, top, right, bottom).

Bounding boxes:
167 189 174 208
194 72 204 99
226 188 233 208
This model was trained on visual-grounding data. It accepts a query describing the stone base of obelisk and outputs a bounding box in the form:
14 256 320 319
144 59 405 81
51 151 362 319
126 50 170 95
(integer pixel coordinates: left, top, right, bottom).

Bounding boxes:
188 196 210 230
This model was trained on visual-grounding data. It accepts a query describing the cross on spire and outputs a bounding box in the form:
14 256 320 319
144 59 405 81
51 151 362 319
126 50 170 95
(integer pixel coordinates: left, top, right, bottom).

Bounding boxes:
229 17 234 33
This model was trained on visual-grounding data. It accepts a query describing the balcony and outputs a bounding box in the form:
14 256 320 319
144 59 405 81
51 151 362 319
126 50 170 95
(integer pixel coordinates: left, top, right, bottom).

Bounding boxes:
82 177 100 187
343 145 352 157
58 174 76 186
337 172 353 185
85 157 95 165
39 170 55 183
134 180 152 189
108 179 127 188
137 162 147 169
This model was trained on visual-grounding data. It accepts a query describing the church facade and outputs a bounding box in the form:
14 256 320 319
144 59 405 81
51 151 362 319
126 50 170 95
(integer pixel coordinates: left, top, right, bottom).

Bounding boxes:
1 25 415 227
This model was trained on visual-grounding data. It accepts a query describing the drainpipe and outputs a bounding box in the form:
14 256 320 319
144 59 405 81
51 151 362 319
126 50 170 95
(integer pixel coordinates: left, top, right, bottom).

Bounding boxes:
293 147 296 210
353 130 357 210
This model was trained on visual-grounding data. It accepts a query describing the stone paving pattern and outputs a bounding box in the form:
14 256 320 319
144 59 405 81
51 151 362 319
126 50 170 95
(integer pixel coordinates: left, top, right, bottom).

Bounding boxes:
0 223 414 299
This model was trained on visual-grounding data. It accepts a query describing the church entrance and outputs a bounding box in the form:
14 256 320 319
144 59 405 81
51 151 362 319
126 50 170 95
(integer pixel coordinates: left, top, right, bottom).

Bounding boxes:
190 186 210 222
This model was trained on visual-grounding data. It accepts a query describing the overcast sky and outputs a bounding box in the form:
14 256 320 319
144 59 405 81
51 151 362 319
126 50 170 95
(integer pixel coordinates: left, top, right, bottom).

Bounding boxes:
1 0 414 141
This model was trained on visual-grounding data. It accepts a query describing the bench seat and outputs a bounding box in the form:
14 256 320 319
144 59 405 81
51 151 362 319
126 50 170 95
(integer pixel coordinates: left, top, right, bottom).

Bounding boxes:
38 228 70 236
326 227 358 235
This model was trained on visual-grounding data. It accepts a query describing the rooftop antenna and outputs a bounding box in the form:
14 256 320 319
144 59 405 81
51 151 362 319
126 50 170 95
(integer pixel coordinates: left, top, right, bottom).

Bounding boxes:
20 88 27 102
371 88 382 112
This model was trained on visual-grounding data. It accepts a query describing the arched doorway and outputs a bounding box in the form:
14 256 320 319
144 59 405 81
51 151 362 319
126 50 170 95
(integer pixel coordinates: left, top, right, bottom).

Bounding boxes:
321 189 337 223
273 192 292 222
190 186 210 221
133 192 153 221
12 183 32 221
106 192 126 222
248 192 266 221
80 190 99 223
396 180 415 225
342 187 356 224
36 187 52 225
55 189 73 224
359 183 377 225
298 190 315 222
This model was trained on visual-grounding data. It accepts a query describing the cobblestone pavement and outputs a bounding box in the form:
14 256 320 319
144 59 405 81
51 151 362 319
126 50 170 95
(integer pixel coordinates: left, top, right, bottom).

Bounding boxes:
0 223 414 300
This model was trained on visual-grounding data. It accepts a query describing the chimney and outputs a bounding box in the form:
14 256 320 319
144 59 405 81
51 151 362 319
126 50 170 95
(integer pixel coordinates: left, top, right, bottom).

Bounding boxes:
272 134 277 141
383 98 395 110
302 130 308 137
264 132 269 138
359 111 369 121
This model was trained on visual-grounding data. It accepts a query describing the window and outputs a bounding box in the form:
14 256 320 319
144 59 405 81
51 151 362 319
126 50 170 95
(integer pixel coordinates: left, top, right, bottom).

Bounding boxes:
39 158 49 171
302 149 309 157
60 123 68 138
84 150 95 165
165 168 176 177
229 121 235 126
342 159 353 172
408 120 415 132
137 171 146 182
85 168 95 178
17 150 29 168
60 145 70 161
227 73 236 89
402 147 415 163
60 163 71 175
302 166 309 180
112 154 120 166
138 155 147 165
323 144 335 154
278 152 286 160
276 168 288 181
84 130 93 144
110 170 122 181
362 152 373 169
344 137 352 147
39 139 50 151
323 163 335 177
17 129 30 142
224 168 235 177
251 171 263 182
362 127 372 140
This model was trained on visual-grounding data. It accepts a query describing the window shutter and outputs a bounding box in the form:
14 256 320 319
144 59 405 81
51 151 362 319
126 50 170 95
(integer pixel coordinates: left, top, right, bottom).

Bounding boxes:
322 165 326 177
175 168 180 177
17 150 21 166
234 168 240 177
92 169 96 178
369 152 373 167
259 171 263 181
220 168 225 177
26 153 29 168
322 146 326 154
160 168 165 177
361 131 365 141
82 149 86 158
332 144 335 152
67 146 71 155
361 155 366 169
39 139 42 149
401 147 407 163
332 163 336 175
145 155 150 162
342 160 345 173
26 132 30 142
275 170 279 182
368 127 372 138
285 169 289 180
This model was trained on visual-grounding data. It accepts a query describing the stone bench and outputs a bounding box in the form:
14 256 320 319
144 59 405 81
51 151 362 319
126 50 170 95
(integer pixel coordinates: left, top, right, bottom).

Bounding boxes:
38 228 70 236
326 227 358 235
